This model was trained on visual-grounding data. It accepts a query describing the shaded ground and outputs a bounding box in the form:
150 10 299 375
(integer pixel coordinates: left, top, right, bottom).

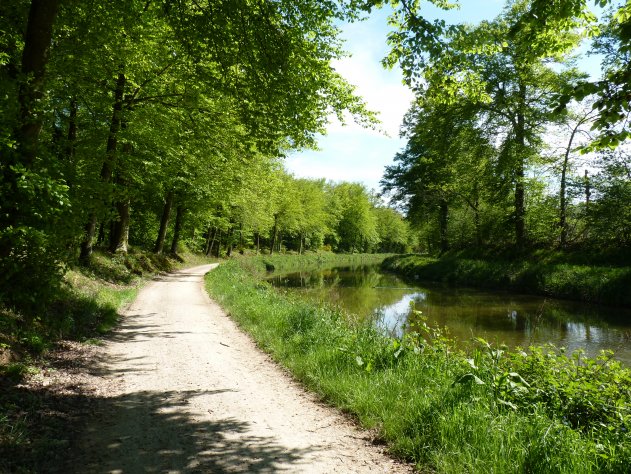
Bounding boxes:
3 265 412 473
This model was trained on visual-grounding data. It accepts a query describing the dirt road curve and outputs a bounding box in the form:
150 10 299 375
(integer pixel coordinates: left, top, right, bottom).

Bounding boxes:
72 264 413 473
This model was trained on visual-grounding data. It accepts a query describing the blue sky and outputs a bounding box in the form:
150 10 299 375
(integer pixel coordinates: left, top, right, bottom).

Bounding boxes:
284 0 603 193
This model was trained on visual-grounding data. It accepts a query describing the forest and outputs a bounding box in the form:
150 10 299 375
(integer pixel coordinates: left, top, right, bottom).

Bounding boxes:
1 0 630 309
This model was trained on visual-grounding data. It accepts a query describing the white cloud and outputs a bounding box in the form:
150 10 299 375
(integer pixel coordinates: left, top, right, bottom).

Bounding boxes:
286 2 512 191
286 9 413 190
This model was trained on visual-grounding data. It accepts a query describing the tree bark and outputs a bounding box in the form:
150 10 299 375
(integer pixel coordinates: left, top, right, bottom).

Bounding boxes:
439 198 449 255
583 170 591 241
170 205 184 254
270 215 278 255
97 221 106 244
559 142 572 248
154 189 174 253
514 82 527 249
204 226 216 256
79 72 126 262
0 0 60 260
65 98 77 161
16 0 60 168
559 113 591 248
215 229 222 258
109 198 130 253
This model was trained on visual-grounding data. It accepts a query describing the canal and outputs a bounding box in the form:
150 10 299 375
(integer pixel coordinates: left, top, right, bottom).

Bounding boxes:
268 264 631 364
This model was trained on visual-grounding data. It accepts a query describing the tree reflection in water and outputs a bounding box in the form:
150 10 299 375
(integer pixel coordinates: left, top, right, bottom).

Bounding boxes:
269 264 631 364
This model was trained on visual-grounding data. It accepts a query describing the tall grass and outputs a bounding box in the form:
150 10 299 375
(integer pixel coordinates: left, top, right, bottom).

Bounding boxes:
206 259 631 473
382 254 631 306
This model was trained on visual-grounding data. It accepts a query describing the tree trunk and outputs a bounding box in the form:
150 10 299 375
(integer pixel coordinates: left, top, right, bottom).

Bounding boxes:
270 215 278 255
559 155 569 248
65 98 77 161
215 229 222 258
79 72 126 262
514 83 527 249
170 205 184 254
97 221 106 244
583 170 591 240
0 0 60 261
255 232 260 254
154 189 174 253
439 198 449 255
205 226 216 256
16 0 60 168
559 124 581 248
109 199 130 253
474 207 481 247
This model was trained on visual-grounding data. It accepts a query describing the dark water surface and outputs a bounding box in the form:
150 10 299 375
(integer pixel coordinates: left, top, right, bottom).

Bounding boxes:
268 265 631 364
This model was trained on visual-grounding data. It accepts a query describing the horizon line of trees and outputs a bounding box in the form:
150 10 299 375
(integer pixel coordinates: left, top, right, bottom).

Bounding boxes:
160 173 414 258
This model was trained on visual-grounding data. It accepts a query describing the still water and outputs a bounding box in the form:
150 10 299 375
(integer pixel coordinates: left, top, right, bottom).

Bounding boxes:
268 265 631 364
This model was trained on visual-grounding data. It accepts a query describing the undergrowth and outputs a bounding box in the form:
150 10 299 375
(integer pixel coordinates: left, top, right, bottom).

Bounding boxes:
205 259 631 473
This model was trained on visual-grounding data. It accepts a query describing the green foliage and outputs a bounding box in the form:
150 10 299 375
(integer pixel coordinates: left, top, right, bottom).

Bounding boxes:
0 0 380 312
381 0 629 255
206 258 631 472
328 182 379 252
373 206 412 252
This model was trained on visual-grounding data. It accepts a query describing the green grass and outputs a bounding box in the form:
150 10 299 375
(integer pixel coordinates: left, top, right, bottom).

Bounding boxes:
232 251 392 276
382 254 631 307
205 258 631 473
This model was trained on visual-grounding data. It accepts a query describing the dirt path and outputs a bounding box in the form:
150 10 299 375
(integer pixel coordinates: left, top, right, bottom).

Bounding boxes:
71 264 413 473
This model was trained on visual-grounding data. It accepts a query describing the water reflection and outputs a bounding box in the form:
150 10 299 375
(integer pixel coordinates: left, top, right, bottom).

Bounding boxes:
268 265 631 364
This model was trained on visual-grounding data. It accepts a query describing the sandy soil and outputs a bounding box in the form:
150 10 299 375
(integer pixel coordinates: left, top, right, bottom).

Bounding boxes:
66 264 414 473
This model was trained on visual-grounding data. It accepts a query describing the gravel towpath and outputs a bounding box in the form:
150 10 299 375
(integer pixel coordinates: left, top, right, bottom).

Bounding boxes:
71 264 413 473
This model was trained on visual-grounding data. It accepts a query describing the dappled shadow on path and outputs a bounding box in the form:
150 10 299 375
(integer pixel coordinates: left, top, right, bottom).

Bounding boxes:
1 379 317 473
71 389 313 473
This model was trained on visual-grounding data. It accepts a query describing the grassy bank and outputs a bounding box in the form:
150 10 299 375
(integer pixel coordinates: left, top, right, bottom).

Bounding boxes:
233 251 392 276
382 254 631 307
205 258 631 473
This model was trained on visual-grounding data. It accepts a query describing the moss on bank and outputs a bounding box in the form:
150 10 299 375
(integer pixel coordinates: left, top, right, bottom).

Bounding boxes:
382 254 631 307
